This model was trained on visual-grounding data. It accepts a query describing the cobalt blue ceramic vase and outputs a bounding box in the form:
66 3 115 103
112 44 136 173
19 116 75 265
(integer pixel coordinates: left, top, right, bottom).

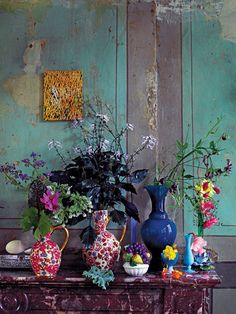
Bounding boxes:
141 185 177 272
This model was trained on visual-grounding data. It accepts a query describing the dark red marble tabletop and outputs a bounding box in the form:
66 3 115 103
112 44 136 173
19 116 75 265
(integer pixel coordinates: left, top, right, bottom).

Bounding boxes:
0 266 221 289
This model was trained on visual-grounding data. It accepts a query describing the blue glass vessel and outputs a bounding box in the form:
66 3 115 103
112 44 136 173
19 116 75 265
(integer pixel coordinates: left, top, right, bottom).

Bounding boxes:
183 233 195 273
141 185 177 272
161 252 179 274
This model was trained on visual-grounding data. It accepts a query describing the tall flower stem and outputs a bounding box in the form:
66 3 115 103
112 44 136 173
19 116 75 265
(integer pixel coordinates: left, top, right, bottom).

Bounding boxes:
198 211 204 237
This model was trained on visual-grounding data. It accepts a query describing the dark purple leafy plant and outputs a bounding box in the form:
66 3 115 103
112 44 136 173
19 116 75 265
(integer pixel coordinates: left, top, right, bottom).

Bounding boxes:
49 99 157 247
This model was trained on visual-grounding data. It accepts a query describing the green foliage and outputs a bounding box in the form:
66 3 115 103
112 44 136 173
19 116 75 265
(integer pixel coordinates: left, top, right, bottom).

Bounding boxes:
54 189 93 225
21 207 51 240
155 117 231 209
82 266 115 290
21 207 38 231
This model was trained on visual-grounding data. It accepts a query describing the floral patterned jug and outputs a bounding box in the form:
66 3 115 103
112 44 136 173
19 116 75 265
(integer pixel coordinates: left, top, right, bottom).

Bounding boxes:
82 210 126 270
30 225 69 277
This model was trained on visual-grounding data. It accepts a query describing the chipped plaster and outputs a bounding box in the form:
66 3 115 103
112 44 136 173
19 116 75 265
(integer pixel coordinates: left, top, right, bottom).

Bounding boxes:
0 0 52 13
4 39 45 115
219 0 236 43
145 66 157 131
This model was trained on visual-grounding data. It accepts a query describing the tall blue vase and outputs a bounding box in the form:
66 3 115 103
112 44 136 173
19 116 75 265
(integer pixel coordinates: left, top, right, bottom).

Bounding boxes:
183 233 195 273
141 185 177 272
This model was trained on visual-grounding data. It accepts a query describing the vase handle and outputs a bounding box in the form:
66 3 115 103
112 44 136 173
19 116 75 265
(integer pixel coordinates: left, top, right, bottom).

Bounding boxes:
107 217 126 243
51 225 69 252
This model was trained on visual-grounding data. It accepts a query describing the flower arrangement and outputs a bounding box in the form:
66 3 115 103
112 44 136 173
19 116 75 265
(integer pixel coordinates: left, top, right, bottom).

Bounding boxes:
154 117 232 235
0 152 92 240
191 235 214 270
161 244 180 275
49 99 157 247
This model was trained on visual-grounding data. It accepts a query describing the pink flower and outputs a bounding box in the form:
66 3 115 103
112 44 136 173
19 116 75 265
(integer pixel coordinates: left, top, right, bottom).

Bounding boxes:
203 217 219 229
199 201 214 214
40 190 59 212
191 236 207 255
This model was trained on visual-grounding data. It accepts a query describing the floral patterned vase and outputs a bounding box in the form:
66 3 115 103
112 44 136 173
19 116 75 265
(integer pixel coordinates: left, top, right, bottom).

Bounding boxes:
30 225 69 277
82 210 126 270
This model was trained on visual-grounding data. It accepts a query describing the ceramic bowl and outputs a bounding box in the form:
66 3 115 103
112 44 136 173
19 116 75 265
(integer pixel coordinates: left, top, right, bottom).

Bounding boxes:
123 262 149 276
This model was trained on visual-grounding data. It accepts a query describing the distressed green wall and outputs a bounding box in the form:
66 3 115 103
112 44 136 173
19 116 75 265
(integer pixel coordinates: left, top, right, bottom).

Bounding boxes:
0 0 127 228
183 5 236 236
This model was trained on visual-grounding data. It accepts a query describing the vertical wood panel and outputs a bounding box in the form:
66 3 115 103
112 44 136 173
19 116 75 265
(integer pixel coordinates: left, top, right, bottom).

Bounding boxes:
127 1 157 241
157 11 183 244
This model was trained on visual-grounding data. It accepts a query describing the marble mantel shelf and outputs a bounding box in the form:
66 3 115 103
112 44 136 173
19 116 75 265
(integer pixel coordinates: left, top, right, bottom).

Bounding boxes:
0 267 221 313
0 267 221 288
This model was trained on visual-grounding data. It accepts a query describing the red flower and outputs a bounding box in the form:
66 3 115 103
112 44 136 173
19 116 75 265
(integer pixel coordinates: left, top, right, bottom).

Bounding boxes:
203 193 209 199
202 181 209 191
213 186 221 194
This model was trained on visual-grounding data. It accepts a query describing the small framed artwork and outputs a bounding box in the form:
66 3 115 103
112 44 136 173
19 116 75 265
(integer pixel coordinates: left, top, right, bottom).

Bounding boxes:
43 70 83 121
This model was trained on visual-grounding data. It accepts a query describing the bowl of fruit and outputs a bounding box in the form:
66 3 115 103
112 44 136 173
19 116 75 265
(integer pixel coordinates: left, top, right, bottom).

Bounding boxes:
122 243 150 276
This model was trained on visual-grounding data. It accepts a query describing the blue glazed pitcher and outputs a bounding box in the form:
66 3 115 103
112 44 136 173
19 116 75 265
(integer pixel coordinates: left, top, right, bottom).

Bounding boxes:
141 185 177 272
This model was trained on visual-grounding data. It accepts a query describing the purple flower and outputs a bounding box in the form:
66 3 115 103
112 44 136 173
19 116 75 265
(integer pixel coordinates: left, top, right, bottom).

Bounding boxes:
33 160 45 168
18 173 29 181
22 158 30 166
224 159 232 174
44 172 52 178
30 152 37 158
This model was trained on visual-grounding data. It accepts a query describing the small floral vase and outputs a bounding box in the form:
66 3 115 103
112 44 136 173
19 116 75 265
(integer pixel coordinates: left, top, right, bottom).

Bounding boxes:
82 210 126 270
30 225 69 277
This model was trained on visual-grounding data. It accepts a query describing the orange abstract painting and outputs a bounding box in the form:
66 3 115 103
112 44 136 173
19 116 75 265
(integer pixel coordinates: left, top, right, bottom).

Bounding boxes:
43 70 83 121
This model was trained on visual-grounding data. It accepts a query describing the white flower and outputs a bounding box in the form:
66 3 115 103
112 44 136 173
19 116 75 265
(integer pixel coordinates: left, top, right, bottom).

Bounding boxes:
66 186 72 195
71 119 83 129
142 135 158 150
96 113 109 123
87 146 94 154
73 146 81 153
48 139 63 150
101 139 110 151
90 123 95 130
126 123 134 131
114 150 122 159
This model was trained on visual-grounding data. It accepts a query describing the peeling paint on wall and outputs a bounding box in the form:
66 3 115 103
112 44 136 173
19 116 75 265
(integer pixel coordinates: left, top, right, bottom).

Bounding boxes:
156 0 224 23
219 0 236 43
145 66 157 131
4 73 42 115
23 40 45 74
3 39 45 115
87 0 121 10
0 0 52 13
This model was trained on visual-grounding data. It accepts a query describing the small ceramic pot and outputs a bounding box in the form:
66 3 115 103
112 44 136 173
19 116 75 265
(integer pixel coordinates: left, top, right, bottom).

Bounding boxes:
123 262 149 276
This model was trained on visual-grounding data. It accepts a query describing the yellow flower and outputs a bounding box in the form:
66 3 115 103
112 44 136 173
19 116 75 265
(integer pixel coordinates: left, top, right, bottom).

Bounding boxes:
163 245 177 260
